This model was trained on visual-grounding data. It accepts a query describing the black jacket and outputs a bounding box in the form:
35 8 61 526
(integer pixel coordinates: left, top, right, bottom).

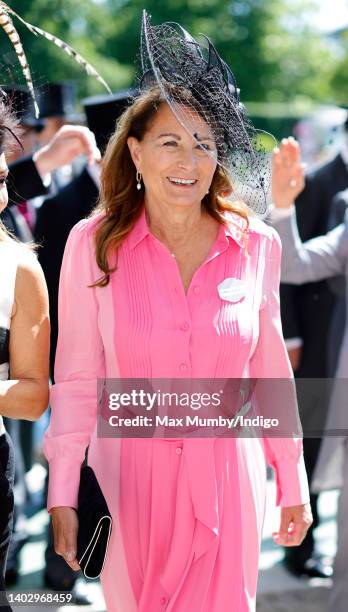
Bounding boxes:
7 155 49 204
1 156 48 238
34 168 99 377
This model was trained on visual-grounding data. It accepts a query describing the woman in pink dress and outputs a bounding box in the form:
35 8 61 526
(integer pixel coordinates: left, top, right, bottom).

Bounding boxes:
44 13 312 611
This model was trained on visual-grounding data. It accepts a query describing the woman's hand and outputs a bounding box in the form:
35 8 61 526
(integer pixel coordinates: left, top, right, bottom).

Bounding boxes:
272 137 306 209
273 502 313 546
51 507 80 571
287 346 302 373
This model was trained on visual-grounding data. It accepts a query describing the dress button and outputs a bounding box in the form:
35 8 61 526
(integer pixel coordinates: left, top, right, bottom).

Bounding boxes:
181 321 189 331
179 362 188 372
193 285 200 295
176 447 182 455
160 596 167 606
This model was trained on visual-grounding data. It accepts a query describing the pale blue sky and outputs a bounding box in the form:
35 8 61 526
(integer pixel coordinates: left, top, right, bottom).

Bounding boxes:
313 0 348 32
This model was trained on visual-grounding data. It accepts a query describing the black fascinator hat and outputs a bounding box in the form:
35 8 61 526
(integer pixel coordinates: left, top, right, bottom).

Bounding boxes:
139 10 276 216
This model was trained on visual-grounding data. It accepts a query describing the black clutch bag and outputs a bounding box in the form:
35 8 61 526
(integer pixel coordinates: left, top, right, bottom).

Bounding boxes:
77 465 113 579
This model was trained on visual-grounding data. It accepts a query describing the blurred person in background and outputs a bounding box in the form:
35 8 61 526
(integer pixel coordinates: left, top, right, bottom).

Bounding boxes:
326 188 348 376
272 136 348 612
36 82 84 193
0 97 49 611
37 82 79 146
279 114 348 579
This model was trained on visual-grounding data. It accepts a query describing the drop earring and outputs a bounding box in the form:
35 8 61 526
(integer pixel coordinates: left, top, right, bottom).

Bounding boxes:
136 171 142 191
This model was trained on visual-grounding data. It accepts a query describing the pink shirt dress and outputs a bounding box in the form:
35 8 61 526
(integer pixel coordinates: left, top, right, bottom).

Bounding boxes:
44 206 310 611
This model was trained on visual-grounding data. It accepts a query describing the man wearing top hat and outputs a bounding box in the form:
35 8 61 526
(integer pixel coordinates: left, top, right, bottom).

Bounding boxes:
37 82 80 142
1 84 101 239
37 82 84 192
280 112 348 579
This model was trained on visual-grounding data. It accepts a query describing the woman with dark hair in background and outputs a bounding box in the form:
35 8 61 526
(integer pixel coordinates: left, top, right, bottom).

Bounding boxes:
0 100 49 610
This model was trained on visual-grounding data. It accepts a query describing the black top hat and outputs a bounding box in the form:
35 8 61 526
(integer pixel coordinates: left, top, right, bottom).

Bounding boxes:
1 85 45 131
37 81 77 119
82 89 138 153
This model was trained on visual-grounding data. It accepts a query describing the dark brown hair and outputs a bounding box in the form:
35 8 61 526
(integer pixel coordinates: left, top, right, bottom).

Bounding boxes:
0 100 24 243
0 99 22 154
91 85 249 287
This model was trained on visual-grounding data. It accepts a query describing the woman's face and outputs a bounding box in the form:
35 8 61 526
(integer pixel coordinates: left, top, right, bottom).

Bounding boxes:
0 153 9 213
127 102 217 211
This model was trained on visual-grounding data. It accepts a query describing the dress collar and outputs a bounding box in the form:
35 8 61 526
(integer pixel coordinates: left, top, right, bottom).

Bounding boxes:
221 211 248 248
128 206 150 250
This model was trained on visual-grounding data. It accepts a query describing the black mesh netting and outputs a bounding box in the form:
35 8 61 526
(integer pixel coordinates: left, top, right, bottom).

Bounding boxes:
139 11 276 216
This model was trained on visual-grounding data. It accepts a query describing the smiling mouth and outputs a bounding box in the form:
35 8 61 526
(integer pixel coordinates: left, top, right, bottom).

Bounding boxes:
167 177 197 186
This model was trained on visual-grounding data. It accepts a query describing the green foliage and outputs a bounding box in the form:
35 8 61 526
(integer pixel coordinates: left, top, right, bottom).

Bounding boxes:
0 0 343 106
330 29 348 105
97 0 338 103
0 0 132 98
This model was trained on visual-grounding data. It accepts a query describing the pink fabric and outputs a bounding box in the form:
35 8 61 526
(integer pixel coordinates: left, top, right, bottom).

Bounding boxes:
44 207 310 611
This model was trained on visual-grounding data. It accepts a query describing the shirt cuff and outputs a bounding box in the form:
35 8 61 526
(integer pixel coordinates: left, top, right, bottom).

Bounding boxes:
47 457 82 512
273 454 310 507
269 204 295 220
285 337 303 351
41 172 52 188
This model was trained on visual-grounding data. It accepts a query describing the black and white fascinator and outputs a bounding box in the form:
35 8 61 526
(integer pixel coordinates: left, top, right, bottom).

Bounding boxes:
140 10 275 216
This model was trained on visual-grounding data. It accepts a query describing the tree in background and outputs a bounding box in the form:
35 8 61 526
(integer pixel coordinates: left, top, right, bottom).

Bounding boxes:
0 0 341 105
330 25 348 106
101 0 335 103
0 0 131 96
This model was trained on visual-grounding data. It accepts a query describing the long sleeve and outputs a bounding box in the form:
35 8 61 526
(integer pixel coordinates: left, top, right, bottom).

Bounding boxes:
249 228 310 507
43 219 105 511
328 190 348 231
277 174 319 345
326 191 348 297
272 207 348 285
